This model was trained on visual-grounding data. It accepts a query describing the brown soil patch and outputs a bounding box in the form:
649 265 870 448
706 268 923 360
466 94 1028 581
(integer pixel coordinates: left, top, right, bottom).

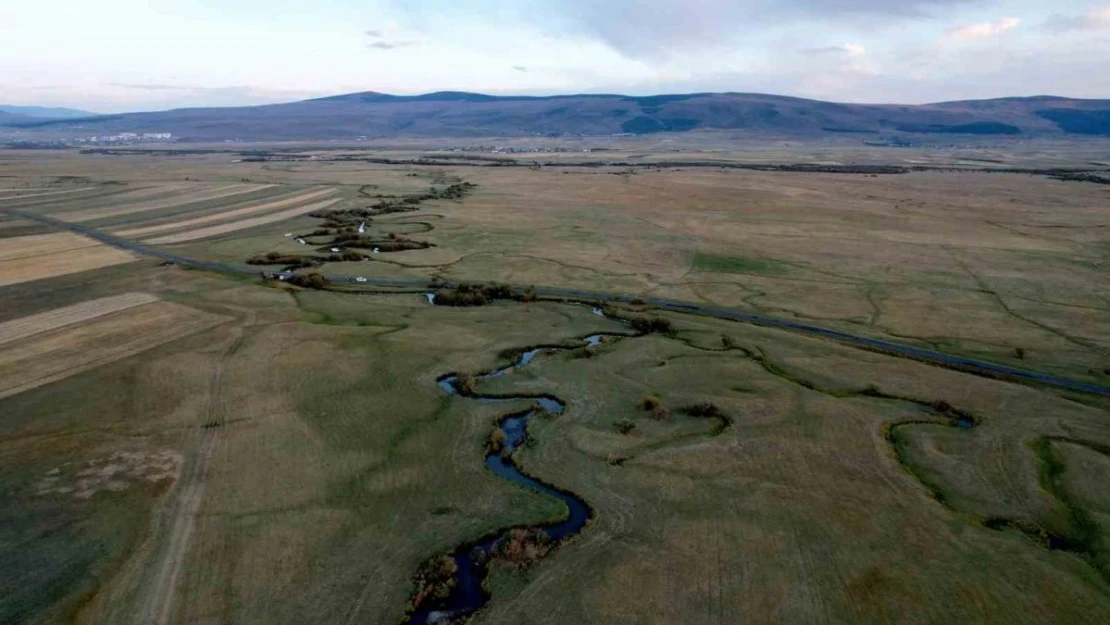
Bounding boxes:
143 197 341 244
114 188 337 238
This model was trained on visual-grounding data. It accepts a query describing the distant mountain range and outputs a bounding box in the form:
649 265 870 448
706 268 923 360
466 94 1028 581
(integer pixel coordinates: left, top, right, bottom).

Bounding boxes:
3 92 1110 140
0 105 99 119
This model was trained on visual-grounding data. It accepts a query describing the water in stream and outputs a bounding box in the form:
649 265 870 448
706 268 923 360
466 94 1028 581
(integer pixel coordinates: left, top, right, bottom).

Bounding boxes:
409 335 619 625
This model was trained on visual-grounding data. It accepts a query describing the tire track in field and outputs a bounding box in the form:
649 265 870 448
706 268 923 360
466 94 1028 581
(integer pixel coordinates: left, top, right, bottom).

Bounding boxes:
134 307 255 625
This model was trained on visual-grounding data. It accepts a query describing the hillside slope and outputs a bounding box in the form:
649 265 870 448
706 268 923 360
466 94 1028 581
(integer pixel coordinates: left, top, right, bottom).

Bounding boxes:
5 92 1110 140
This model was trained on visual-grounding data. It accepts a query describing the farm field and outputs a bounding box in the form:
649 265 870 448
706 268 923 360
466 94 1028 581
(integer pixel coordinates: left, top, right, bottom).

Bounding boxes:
0 144 1108 625
0 292 229 400
0 231 137 287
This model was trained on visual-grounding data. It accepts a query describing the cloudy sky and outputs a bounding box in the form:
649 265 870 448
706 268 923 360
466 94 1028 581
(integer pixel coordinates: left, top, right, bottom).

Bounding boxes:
2 0 1108 112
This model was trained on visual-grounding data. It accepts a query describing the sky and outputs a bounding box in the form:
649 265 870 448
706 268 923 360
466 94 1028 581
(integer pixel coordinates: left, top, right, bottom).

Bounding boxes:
1 0 1109 113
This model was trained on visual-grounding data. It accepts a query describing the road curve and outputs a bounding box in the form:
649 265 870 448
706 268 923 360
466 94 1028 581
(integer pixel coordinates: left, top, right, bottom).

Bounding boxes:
6 206 1109 398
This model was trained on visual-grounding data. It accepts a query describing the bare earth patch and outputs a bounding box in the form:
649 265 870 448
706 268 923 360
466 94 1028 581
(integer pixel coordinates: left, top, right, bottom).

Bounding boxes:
35 450 184 499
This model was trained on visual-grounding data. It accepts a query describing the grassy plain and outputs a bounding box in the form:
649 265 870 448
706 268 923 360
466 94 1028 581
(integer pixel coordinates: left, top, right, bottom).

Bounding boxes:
0 143 1108 625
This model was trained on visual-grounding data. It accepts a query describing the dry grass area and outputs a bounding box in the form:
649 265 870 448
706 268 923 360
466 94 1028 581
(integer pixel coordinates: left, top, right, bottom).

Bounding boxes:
470 309 1110 625
0 296 229 399
387 166 1108 382
0 232 137 287
113 187 336 238
142 196 340 244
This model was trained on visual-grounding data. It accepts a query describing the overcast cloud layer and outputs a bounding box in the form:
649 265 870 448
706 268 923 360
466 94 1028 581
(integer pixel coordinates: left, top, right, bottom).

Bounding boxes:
0 0 1107 112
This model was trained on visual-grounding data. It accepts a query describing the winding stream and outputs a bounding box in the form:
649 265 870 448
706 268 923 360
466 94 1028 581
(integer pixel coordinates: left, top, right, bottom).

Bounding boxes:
407 333 625 625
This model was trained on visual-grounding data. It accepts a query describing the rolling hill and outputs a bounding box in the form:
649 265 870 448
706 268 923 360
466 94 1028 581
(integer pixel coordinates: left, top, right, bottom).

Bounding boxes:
0 105 99 119
4 91 1110 141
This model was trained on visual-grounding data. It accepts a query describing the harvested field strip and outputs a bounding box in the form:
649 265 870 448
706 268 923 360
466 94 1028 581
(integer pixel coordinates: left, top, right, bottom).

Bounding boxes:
0 232 137 287
0 292 160 346
144 197 341 244
77 186 292 229
0 232 103 262
0 187 100 204
115 188 338 238
60 184 270 223
0 246 137 287
0 301 230 400
39 183 200 213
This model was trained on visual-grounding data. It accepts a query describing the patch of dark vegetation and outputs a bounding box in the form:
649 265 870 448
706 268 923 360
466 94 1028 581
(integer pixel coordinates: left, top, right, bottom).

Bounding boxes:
1036 109 1110 136
929 400 978 428
894 122 1021 135
680 402 733 434
286 272 330 290
1048 172 1110 185
620 115 700 134
639 397 669 420
406 556 459 614
614 419 637 435
490 528 552 569
432 283 535 307
248 252 321 268
453 373 476 396
486 428 508 456
682 402 723 418
332 234 434 252
628 316 675 335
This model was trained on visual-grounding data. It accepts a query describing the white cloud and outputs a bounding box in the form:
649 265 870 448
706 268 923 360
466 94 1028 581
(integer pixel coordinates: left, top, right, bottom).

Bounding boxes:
1042 7 1110 33
365 25 421 50
804 43 867 57
944 17 1021 41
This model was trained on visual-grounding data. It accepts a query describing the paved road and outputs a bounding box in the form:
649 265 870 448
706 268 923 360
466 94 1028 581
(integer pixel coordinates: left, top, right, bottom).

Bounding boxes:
7 206 1110 398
